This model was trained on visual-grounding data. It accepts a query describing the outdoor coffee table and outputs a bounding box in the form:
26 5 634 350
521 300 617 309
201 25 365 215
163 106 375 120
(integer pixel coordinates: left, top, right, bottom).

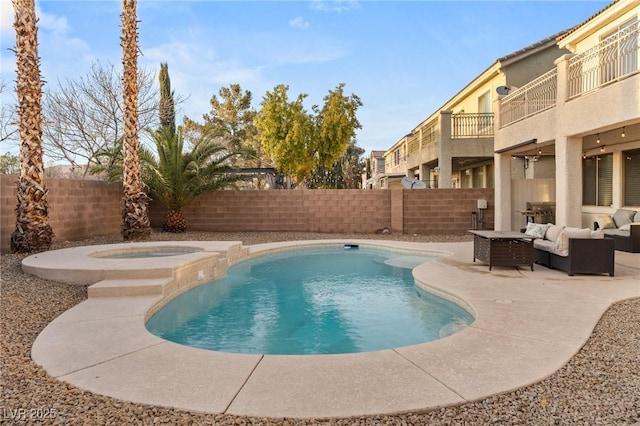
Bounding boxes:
468 230 535 271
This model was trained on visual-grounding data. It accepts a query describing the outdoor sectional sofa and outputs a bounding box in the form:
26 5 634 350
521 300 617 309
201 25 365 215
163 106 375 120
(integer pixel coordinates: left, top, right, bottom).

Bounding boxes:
523 223 615 276
594 209 640 253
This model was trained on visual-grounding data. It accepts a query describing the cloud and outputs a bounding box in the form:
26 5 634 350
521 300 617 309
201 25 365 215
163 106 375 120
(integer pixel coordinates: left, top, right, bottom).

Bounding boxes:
289 16 310 30
311 0 360 13
38 8 71 36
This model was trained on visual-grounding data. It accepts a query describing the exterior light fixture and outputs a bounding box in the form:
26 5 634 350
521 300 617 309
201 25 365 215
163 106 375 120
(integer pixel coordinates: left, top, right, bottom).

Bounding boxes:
622 127 626 138
583 152 587 159
596 134 600 144
600 145 606 152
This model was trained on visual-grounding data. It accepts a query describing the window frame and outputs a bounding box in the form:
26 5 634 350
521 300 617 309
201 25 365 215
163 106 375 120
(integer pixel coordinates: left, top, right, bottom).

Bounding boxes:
582 153 613 207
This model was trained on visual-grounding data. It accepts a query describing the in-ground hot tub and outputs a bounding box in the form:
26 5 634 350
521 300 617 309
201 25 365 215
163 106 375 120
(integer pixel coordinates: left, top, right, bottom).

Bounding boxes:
91 246 203 259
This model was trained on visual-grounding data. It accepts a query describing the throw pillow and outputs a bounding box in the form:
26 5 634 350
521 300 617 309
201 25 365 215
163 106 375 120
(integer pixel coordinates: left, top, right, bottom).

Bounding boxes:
612 209 636 228
524 222 549 238
559 227 592 251
545 224 564 243
595 215 615 230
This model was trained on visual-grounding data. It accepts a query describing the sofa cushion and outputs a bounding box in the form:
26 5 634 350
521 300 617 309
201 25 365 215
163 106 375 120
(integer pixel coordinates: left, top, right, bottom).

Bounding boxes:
619 222 640 231
545 224 564 242
534 239 557 251
558 227 592 252
603 229 631 237
524 222 550 238
612 209 636 228
591 230 605 239
595 215 616 230
635 211 640 223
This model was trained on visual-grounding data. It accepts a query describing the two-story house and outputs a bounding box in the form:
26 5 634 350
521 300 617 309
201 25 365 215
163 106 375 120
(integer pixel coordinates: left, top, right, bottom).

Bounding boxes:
380 32 571 190
494 0 640 230
363 150 387 189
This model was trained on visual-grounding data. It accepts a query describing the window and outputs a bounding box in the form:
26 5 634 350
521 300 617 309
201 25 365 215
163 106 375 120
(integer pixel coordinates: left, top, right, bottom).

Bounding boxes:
583 154 613 206
624 149 640 206
478 91 491 114
476 91 492 136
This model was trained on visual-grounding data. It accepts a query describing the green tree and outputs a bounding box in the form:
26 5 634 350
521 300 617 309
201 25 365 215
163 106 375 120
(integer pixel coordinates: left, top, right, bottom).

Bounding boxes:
308 141 365 189
0 153 20 174
256 85 315 185
256 83 362 187
314 83 362 169
158 62 176 136
183 84 260 158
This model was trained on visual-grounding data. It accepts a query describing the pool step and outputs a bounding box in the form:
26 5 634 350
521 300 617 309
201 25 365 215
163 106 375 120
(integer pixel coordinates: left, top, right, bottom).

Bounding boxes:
88 278 172 298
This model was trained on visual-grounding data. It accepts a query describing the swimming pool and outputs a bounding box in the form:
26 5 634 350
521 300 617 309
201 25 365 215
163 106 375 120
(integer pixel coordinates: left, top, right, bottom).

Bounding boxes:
146 247 474 355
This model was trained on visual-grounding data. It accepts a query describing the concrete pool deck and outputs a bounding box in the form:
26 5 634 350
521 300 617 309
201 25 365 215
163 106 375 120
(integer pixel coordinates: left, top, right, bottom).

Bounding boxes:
26 240 640 419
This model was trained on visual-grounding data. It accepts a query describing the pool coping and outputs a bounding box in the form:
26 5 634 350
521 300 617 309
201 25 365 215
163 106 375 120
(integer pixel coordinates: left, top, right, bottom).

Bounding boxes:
27 240 640 419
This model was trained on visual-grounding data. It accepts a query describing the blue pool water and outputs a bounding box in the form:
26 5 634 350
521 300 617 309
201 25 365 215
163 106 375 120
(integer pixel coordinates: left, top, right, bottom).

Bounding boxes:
146 247 474 355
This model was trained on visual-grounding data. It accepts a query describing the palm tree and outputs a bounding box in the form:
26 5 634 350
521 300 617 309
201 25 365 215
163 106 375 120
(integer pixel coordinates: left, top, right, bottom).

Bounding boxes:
145 127 247 232
10 0 54 253
120 0 151 240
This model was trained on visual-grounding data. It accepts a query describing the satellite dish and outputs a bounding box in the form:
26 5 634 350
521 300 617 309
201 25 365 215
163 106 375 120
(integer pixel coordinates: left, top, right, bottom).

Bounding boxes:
401 176 427 189
496 86 510 96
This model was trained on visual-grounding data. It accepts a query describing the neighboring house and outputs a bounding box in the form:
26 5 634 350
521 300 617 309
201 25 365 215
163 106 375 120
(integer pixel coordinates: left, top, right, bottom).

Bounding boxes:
494 0 640 231
363 150 387 189
381 32 572 190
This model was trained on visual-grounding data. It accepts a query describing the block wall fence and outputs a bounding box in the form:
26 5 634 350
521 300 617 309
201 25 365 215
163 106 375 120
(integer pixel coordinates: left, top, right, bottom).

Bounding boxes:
1 174 494 252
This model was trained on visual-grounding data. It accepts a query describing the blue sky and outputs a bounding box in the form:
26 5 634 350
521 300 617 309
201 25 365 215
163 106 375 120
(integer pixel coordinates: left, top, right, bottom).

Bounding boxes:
1 0 610 159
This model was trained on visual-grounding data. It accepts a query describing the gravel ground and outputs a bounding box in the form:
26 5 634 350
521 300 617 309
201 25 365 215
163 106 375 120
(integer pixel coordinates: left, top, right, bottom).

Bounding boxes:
1 231 639 425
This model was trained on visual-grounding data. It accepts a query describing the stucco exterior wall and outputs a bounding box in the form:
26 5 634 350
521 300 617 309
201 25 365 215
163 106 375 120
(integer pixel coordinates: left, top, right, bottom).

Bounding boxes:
503 46 569 89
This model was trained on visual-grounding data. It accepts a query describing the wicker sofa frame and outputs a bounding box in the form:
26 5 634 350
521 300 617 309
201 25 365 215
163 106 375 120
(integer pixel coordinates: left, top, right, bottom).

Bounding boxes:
593 223 640 253
533 238 615 277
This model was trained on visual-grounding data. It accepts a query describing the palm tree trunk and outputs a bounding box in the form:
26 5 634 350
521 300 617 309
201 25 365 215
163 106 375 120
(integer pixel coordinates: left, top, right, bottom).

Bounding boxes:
10 0 53 253
121 0 151 240
163 209 187 233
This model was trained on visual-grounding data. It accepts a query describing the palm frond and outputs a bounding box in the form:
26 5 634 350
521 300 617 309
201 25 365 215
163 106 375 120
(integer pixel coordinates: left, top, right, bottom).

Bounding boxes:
143 126 247 211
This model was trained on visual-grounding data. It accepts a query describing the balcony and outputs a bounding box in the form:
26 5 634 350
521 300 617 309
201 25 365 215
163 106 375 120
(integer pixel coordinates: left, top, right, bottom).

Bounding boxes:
451 113 494 138
500 22 639 128
499 69 557 127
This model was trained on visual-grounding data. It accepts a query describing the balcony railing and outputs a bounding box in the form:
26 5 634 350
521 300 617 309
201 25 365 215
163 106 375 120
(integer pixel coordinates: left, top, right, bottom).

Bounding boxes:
500 68 557 127
568 21 639 99
451 113 494 138
420 120 439 145
407 133 420 156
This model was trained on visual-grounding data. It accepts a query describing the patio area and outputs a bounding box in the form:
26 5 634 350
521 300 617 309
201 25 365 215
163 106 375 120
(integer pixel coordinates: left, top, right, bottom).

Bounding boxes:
17 235 640 421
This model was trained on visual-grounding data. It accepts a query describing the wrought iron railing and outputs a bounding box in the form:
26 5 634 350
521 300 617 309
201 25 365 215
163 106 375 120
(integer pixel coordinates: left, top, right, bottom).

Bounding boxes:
451 113 494 138
500 69 557 127
568 22 639 99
